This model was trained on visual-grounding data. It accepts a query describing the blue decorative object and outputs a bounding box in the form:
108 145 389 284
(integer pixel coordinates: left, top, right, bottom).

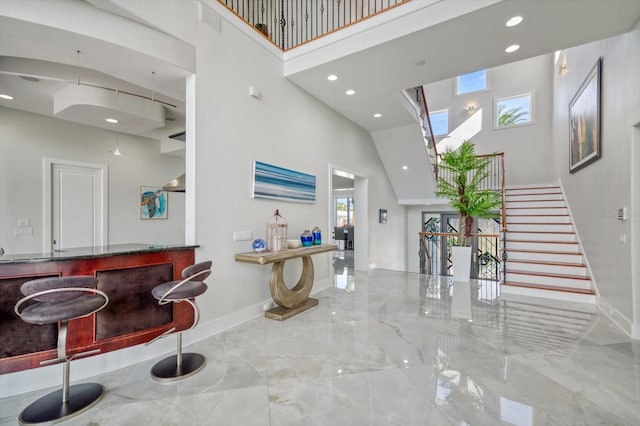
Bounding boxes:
312 226 321 245
300 230 313 247
252 238 266 252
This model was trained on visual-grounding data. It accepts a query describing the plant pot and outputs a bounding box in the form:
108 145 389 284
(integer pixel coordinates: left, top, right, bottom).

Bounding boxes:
451 246 472 282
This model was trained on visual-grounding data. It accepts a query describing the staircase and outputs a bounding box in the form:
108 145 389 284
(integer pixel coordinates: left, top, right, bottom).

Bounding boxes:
502 185 596 303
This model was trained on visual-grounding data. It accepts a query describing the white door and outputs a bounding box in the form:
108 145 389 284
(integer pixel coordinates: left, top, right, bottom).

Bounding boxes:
45 159 107 252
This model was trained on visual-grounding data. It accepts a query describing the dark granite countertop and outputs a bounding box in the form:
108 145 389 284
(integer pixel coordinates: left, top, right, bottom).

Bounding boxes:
0 243 199 265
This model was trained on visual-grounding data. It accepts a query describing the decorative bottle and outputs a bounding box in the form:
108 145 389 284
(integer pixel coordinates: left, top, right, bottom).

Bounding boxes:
312 226 321 245
300 230 313 247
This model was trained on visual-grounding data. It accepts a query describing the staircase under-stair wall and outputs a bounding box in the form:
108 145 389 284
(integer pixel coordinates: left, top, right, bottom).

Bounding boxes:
502 185 597 303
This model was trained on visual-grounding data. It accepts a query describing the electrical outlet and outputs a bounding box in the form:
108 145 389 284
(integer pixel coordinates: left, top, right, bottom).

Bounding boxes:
233 231 253 242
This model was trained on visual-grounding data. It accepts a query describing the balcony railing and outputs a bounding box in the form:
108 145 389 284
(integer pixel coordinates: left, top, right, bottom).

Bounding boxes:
217 0 411 50
419 227 501 281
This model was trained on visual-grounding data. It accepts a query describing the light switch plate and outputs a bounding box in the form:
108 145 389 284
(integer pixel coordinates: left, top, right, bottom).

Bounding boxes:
233 231 253 242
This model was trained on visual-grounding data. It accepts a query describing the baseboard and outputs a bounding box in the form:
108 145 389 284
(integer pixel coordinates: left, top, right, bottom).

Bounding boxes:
596 298 633 338
0 278 332 399
631 323 640 340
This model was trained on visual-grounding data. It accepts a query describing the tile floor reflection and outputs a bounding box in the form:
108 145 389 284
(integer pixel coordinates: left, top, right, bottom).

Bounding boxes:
1 253 639 425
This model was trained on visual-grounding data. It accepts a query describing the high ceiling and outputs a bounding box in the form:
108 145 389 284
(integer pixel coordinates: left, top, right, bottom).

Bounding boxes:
284 0 640 132
1 0 639 139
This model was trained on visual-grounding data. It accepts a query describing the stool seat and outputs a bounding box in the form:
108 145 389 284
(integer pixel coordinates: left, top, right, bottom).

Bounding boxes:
20 295 107 325
147 260 212 382
151 280 207 301
14 276 109 425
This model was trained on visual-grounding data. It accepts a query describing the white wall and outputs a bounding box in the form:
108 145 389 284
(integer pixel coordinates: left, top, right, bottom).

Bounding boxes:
0 107 186 254
191 13 403 322
552 28 640 333
423 54 555 186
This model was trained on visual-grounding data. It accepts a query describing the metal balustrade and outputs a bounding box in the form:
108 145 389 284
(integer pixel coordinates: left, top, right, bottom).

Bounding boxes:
217 0 410 50
403 85 439 182
419 230 501 281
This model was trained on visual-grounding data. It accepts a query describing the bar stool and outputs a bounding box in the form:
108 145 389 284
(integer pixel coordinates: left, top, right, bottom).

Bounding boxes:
146 260 212 382
14 276 109 425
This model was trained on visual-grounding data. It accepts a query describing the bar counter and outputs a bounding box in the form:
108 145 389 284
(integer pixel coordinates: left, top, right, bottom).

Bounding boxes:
0 243 198 374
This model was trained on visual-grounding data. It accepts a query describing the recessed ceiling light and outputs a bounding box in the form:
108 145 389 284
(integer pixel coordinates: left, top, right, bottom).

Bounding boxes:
373 113 382 118
505 44 520 53
345 89 355 95
0 94 14 100
327 74 338 81
506 16 523 27
105 118 119 124
402 165 408 170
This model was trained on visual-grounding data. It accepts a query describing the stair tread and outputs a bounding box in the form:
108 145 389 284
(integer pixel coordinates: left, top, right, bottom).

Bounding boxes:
507 214 569 216
507 230 575 234
502 281 595 295
506 192 563 196
507 206 567 209
507 199 565 203
507 239 578 244
506 186 560 190
507 259 586 268
505 269 591 280
506 222 572 225
503 248 583 255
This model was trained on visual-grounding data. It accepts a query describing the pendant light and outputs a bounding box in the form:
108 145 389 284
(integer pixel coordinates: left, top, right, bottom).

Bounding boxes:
108 89 126 156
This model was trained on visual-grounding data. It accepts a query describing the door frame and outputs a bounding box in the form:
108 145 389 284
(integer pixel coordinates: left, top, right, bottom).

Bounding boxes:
43 158 108 252
328 164 369 271
631 122 640 338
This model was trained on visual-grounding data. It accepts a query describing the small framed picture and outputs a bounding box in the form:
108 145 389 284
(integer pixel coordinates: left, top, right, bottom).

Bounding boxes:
379 209 387 224
140 186 168 219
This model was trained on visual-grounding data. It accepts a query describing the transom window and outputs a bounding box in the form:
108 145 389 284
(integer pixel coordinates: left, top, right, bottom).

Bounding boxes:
456 70 488 96
495 92 533 128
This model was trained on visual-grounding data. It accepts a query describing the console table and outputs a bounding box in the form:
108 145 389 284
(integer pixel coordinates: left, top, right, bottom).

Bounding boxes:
235 244 337 320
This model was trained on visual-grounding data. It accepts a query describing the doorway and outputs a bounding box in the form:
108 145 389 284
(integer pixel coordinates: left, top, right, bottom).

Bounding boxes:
330 165 368 271
44 159 108 252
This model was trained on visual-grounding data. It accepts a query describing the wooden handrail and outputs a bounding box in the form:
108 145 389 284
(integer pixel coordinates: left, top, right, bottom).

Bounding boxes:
418 86 438 157
419 232 499 239
500 152 507 233
417 86 438 179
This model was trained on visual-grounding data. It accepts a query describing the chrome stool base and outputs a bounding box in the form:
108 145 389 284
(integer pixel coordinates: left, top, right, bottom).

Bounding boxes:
151 353 206 382
19 383 104 425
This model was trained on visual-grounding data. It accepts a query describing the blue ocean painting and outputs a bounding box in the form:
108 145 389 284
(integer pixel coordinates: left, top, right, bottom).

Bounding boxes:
253 161 316 203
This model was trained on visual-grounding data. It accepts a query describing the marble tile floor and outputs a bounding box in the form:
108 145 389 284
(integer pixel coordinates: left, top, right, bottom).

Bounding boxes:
1 267 639 425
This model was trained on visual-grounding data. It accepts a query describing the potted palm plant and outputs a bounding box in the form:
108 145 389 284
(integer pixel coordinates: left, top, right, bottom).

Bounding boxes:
435 140 502 281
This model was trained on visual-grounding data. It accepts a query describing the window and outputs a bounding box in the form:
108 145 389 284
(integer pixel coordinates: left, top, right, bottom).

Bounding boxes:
335 197 354 227
456 70 488 96
429 109 449 136
495 92 533 128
